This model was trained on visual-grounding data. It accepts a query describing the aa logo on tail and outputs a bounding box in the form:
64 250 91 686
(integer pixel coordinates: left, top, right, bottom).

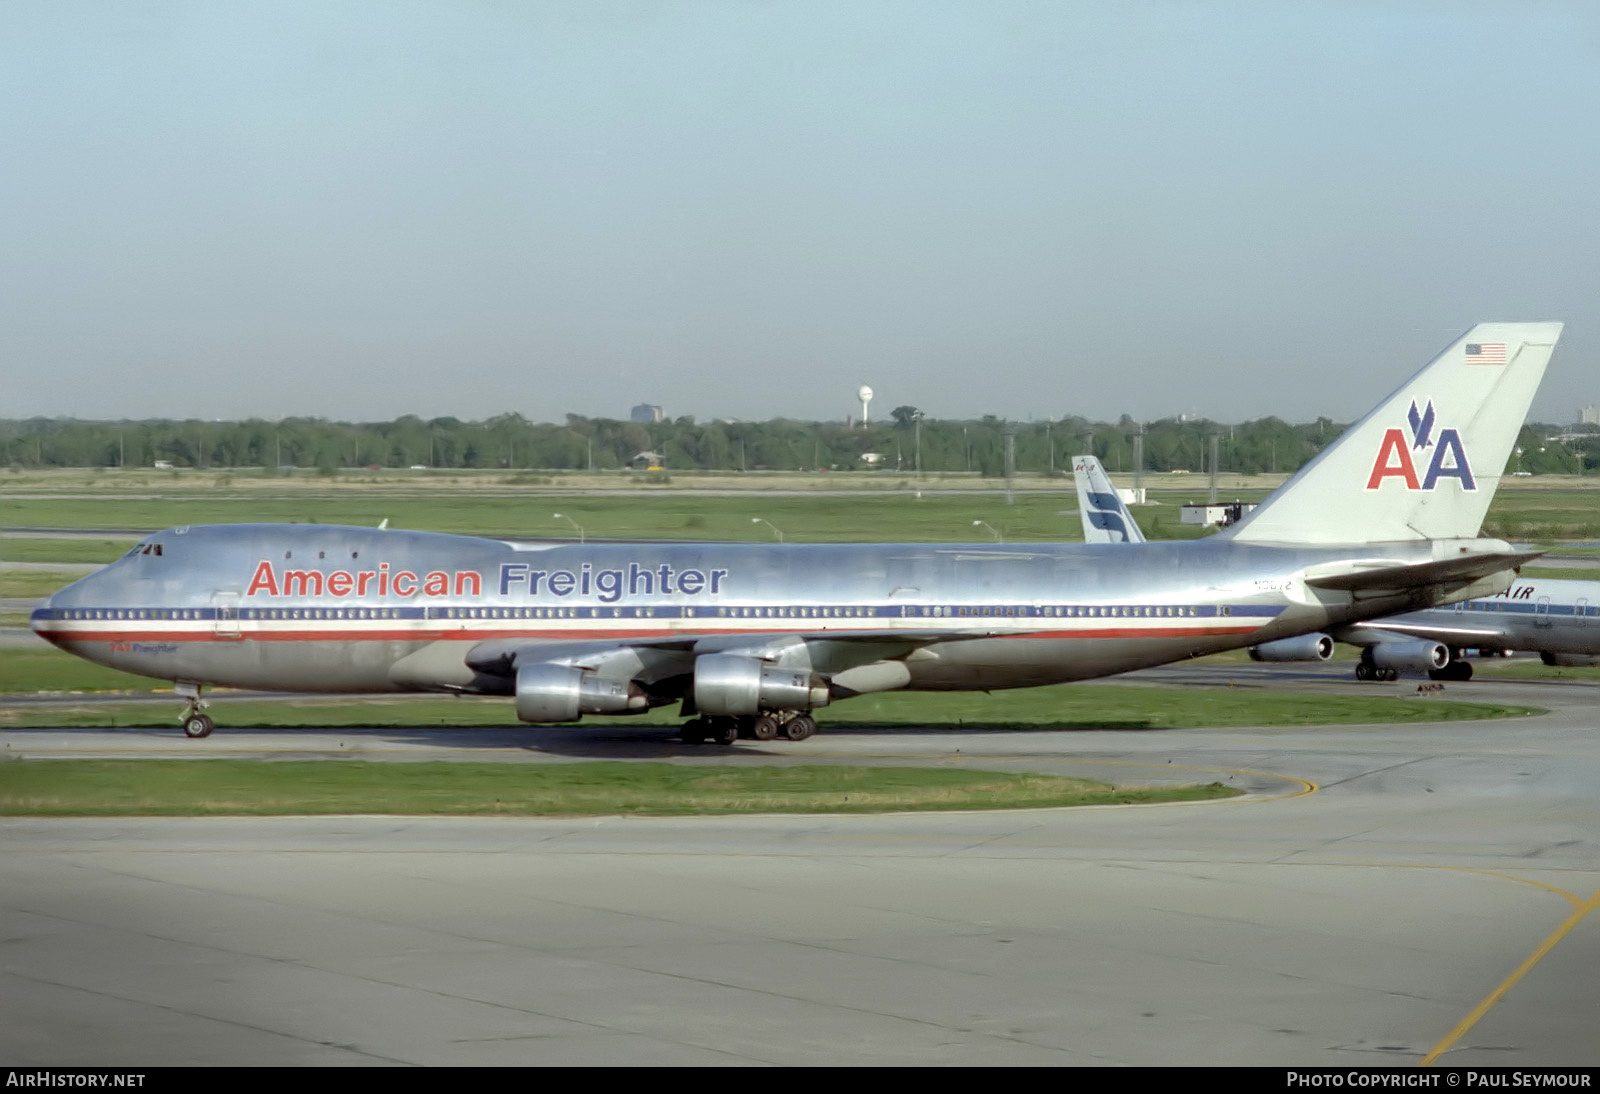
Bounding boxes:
1365 399 1476 491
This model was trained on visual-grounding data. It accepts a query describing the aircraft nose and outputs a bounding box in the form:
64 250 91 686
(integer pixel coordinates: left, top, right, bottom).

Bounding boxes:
29 592 53 637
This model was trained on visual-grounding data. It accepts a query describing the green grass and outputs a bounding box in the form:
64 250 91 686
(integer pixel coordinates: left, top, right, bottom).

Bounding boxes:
1519 566 1600 582
3 469 1596 544
821 681 1543 728
0 644 1547 727
1480 488 1600 541
1466 659 1600 681
0 759 1238 816
0 648 168 694
0 569 85 599
0 538 135 564
2 490 1103 542
0 679 1544 731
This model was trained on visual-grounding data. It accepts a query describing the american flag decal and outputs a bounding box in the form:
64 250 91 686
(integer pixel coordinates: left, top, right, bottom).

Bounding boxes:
1465 342 1506 364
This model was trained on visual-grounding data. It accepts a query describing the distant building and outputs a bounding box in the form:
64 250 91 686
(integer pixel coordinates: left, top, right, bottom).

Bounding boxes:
1581 405 1599 426
631 404 666 424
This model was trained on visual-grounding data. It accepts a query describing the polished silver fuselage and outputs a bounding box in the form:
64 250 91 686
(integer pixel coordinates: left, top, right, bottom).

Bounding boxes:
32 524 1477 698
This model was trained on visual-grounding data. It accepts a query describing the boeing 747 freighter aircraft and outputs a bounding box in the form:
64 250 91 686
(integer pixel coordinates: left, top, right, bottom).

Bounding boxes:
33 323 1562 742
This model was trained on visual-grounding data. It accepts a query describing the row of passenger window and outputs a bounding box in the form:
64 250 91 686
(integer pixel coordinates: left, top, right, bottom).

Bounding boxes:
56 608 197 620
1459 601 1593 616
58 603 1221 623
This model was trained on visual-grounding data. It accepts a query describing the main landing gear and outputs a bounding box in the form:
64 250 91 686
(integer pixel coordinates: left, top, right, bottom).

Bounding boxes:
680 712 819 745
1428 660 1474 682
1353 650 1474 682
177 682 214 738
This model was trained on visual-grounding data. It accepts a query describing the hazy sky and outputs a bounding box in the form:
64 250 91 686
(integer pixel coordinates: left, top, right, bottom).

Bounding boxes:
3 1 1597 426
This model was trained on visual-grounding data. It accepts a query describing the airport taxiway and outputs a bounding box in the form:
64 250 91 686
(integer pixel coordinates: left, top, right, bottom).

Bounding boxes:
2 666 1598 1066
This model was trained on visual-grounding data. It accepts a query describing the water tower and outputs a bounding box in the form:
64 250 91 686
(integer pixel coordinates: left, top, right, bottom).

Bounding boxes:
858 385 874 427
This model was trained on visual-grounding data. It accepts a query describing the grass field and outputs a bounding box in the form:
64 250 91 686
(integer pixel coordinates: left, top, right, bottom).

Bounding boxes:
0 539 135 564
0 646 1546 731
0 759 1239 817
1520 566 1600 582
1464 658 1600 681
0 569 87 599
3 466 1594 544
2 486 1204 543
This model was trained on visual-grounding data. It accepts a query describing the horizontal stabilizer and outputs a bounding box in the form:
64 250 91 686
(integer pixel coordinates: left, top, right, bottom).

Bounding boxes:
1301 547 1542 594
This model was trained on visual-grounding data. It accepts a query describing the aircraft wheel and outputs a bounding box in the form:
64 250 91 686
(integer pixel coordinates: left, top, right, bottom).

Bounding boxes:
1430 661 1473 682
749 714 780 741
781 714 816 742
1454 660 1474 681
1354 662 1374 682
712 719 740 746
1381 668 1400 682
681 719 708 745
183 714 215 739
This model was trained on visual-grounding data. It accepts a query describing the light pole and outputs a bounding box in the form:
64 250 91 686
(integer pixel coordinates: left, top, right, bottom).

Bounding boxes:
751 517 784 543
914 409 923 480
971 520 1001 542
552 512 585 544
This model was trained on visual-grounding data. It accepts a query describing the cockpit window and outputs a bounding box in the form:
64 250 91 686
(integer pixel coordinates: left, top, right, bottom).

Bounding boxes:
127 543 165 557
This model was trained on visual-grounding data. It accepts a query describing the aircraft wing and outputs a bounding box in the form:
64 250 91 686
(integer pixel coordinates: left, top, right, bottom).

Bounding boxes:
464 628 992 674
1300 548 1543 596
391 627 1010 702
1334 620 1512 645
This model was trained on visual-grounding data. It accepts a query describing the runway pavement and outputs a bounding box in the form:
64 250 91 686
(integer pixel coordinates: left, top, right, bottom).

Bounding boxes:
2 666 1598 1066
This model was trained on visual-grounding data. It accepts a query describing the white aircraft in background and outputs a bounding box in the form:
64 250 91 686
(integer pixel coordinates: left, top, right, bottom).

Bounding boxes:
1072 447 1599 681
1073 455 1145 544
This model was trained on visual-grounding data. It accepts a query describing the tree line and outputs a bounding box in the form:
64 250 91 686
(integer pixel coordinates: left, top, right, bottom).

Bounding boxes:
2 410 1594 476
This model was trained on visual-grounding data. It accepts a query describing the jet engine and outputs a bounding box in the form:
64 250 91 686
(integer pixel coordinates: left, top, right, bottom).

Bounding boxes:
1370 639 1450 673
692 653 831 716
515 662 647 723
1248 634 1334 662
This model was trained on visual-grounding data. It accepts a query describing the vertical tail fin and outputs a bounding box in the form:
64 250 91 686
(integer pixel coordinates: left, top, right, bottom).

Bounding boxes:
1073 455 1146 543
1224 322 1562 545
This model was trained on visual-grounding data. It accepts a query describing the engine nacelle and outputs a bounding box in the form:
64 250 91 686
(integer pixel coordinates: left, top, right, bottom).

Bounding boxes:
1370 639 1450 673
515 662 647 723
1541 651 1600 667
693 653 831 716
1248 634 1334 662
